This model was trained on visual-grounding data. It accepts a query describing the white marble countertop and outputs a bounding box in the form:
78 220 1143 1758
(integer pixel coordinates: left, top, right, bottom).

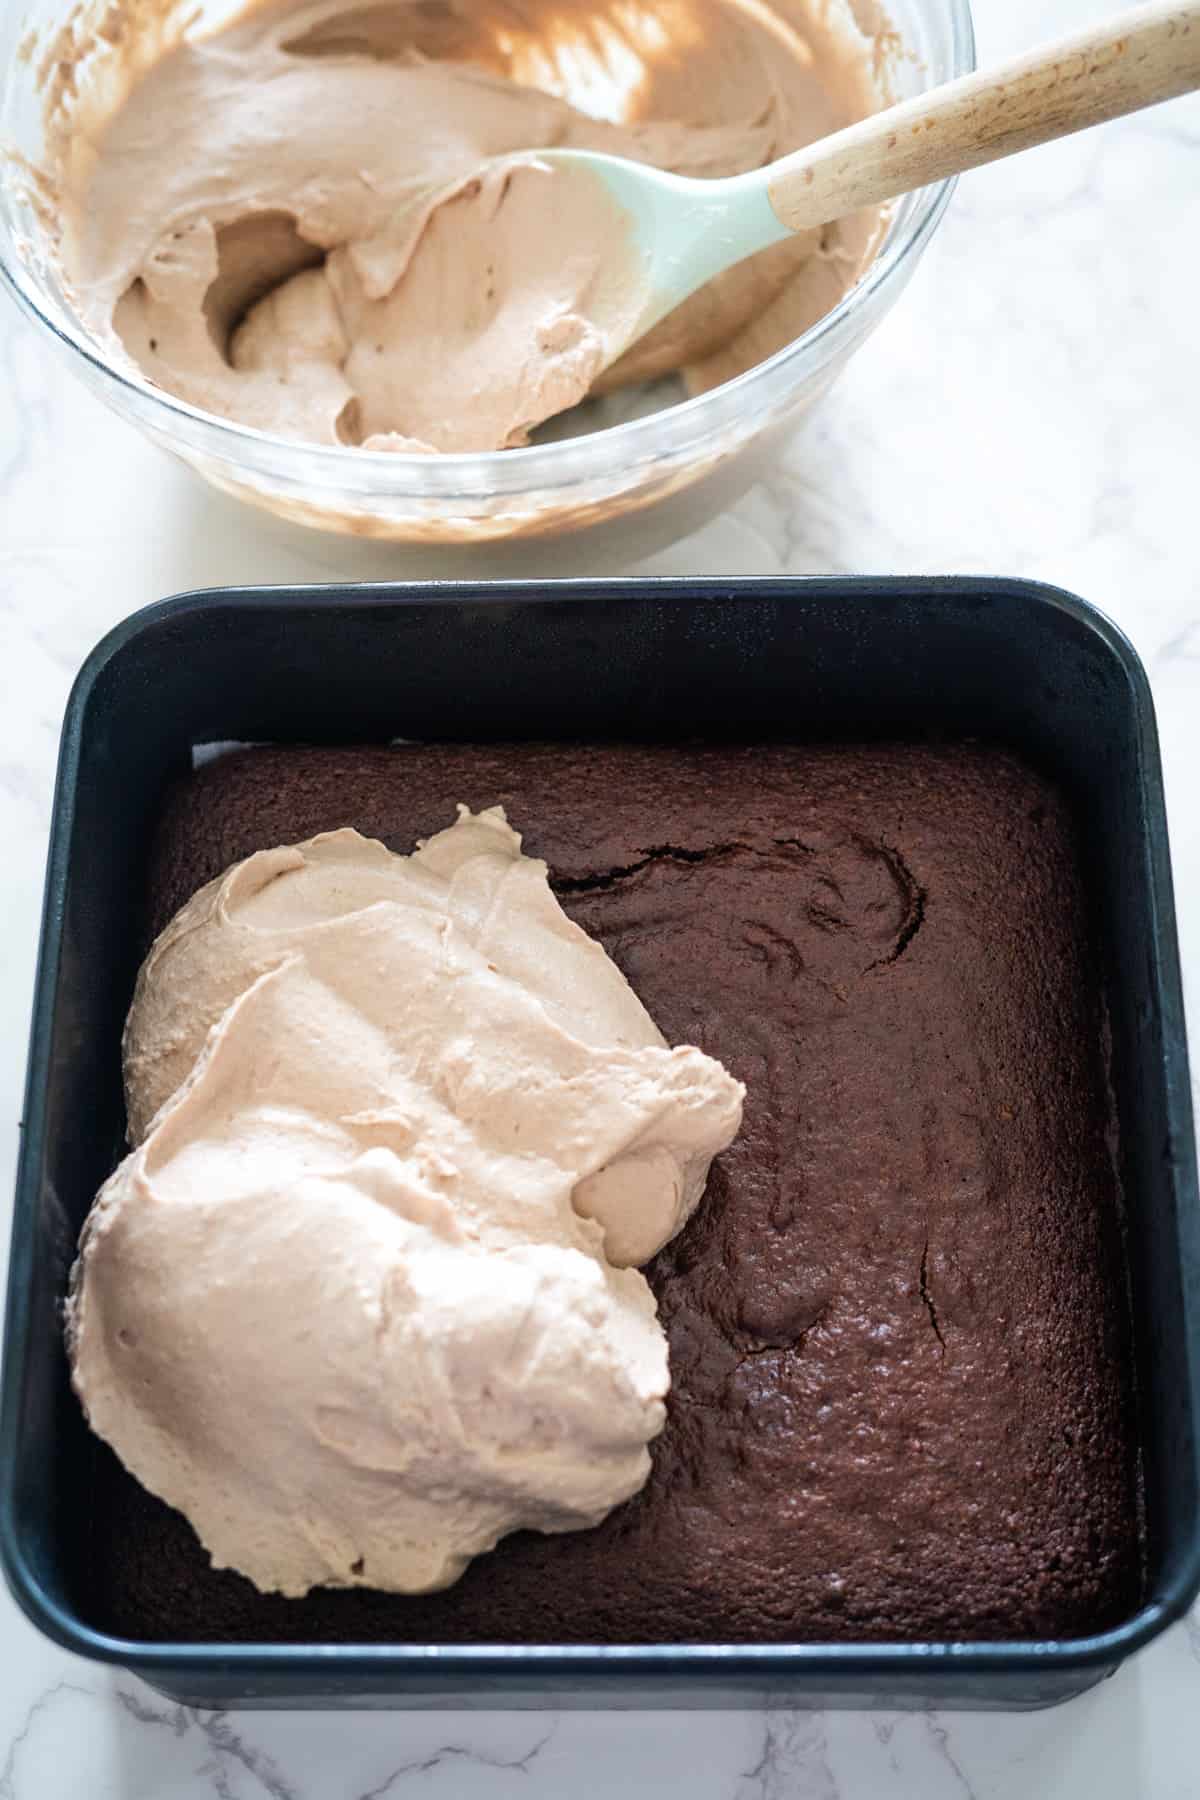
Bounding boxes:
2 0 1199 1792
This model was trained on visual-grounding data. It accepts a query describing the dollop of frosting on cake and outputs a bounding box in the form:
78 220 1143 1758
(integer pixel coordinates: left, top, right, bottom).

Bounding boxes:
67 809 743 1596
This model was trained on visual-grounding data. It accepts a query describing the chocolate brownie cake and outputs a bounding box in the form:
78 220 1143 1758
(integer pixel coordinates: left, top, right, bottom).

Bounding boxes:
85 742 1141 1643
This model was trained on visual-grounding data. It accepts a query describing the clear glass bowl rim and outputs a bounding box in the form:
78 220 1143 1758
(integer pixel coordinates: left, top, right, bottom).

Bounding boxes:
0 0 975 501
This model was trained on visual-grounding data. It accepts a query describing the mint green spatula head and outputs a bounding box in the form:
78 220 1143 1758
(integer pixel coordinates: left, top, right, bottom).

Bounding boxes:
531 1 1200 371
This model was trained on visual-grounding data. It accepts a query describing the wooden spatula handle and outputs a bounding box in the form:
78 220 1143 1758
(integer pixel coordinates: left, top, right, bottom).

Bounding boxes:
768 2 1200 233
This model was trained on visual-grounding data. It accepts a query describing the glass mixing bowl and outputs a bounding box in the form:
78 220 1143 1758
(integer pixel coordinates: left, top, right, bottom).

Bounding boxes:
0 0 973 547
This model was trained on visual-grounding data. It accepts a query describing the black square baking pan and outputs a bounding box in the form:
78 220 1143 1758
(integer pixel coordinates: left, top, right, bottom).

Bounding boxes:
2 577 1198 1711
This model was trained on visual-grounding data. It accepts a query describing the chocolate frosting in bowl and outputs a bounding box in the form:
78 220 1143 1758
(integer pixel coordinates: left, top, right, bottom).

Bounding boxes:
43 0 893 450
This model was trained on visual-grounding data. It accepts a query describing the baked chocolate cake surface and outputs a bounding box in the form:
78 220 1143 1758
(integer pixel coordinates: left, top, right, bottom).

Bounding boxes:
87 742 1141 1643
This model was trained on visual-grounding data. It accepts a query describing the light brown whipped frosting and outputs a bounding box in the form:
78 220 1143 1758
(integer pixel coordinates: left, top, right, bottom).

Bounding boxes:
44 0 893 451
67 809 743 1596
